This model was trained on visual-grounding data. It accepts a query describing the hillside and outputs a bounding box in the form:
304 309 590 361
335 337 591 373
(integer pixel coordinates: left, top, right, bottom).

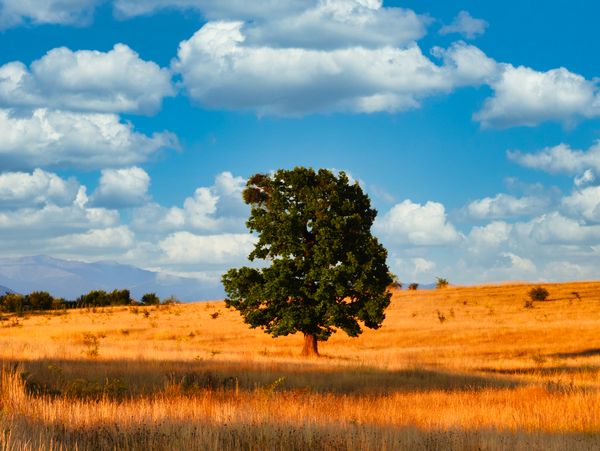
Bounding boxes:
0 280 599 449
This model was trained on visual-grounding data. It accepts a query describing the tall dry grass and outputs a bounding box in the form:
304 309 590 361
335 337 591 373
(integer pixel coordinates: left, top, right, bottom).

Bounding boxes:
1 281 600 450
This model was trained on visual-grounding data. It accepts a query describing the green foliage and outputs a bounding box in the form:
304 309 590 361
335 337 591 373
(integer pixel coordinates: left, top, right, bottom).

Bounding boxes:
141 293 161 305
0 293 25 313
222 167 392 343
528 286 549 302
76 289 131 307
26 291 55 310
435 277 449 289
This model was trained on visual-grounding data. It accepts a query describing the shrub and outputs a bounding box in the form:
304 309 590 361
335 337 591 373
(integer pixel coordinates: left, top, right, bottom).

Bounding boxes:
408 283 419 291
141 293 160 305
26 291 55 311
0 293 25 314
528 286 549 302
435 277 449 289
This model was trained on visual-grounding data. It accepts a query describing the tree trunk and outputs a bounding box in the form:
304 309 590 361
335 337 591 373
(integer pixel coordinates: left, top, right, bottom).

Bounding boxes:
301 333 319 357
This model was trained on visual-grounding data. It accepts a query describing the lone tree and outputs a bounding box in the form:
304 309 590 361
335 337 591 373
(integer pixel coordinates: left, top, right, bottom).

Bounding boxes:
222 167 392 356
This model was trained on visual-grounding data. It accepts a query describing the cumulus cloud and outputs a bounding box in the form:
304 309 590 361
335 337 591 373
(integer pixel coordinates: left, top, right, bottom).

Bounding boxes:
131 171 246 232
113 0 306 21
574 169 595 188
0 202 118 238
173 22 493 115
466 193 549 219
475 65 600 128
0 44 174 114
89 167 150 208
439 11 488 39
47 226 135 251
468 221 511 250
515 212 600 244
562 186 600 223
158 232 256 265
0 108 176 170
0 169 79 208
375 199 462 246
508 141 600 175
0 0 98 29
115 0 427 49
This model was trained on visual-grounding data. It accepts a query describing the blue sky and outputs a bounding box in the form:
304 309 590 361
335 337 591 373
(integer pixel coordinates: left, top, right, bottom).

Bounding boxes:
1 0 599 293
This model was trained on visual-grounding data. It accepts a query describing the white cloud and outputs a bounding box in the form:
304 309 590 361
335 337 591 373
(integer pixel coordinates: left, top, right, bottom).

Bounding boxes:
115 0 427 49
475 65 600 128
562 186 600 223
439 11 488 39
173 22 493 115
47 226 135 251
574 169 595 188
131 171 247 233
508 141 600 175
0 44 174 114
90 167 150 208
499 252 536 275
375 199 462 246
0 0 98 29
113 0 307 21
158 232 256 265
0 169 79 207
515 212 600 244
239 0 427 50
0 203 118 238
466 193 549 219
468 221 511 250
0 108 176 170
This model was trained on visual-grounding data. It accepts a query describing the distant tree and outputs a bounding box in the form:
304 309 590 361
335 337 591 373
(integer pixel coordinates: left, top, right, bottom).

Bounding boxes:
0 293 24 313
408 283 419 291
108 289 131 305
528 286 549 302
223 167 392 357
436 277 449 289
141 293 160 305
388 272 403 290
162 295 179 305
76 290 109 307
26 291 54 310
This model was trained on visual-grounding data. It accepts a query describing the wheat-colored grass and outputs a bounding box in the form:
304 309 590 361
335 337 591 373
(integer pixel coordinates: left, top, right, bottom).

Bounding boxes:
1 281 600 450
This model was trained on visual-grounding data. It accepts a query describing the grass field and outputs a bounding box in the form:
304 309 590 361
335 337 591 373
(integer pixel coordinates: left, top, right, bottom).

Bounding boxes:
1 281 600 450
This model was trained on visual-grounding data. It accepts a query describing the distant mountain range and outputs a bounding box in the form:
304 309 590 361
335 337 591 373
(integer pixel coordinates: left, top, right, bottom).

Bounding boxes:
0 256 218 302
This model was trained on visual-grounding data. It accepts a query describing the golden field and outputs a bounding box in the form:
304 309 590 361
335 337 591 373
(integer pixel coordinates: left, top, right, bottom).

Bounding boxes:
1 281 600 450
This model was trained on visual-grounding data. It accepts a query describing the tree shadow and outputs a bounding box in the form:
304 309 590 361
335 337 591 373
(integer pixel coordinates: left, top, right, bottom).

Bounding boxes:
550 348 600 359
2 356 523 399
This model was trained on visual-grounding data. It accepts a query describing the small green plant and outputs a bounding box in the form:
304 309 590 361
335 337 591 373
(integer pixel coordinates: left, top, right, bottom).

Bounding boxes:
436 277 449 289
529 286 549 302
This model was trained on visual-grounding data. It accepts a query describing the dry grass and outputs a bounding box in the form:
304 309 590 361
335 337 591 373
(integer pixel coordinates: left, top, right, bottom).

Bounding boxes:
1 281 600 450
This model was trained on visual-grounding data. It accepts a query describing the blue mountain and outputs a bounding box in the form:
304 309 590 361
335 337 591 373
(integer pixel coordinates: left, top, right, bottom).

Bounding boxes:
0 256 218 301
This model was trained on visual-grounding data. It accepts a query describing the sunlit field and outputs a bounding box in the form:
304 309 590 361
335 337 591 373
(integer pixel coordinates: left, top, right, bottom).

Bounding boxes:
1 281 600 450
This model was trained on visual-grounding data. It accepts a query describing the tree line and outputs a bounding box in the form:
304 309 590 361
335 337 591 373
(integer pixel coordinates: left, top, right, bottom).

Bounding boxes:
0 290 173 314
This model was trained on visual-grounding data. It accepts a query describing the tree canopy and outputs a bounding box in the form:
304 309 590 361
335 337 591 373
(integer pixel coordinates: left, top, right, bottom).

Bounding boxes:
222 167 392 356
